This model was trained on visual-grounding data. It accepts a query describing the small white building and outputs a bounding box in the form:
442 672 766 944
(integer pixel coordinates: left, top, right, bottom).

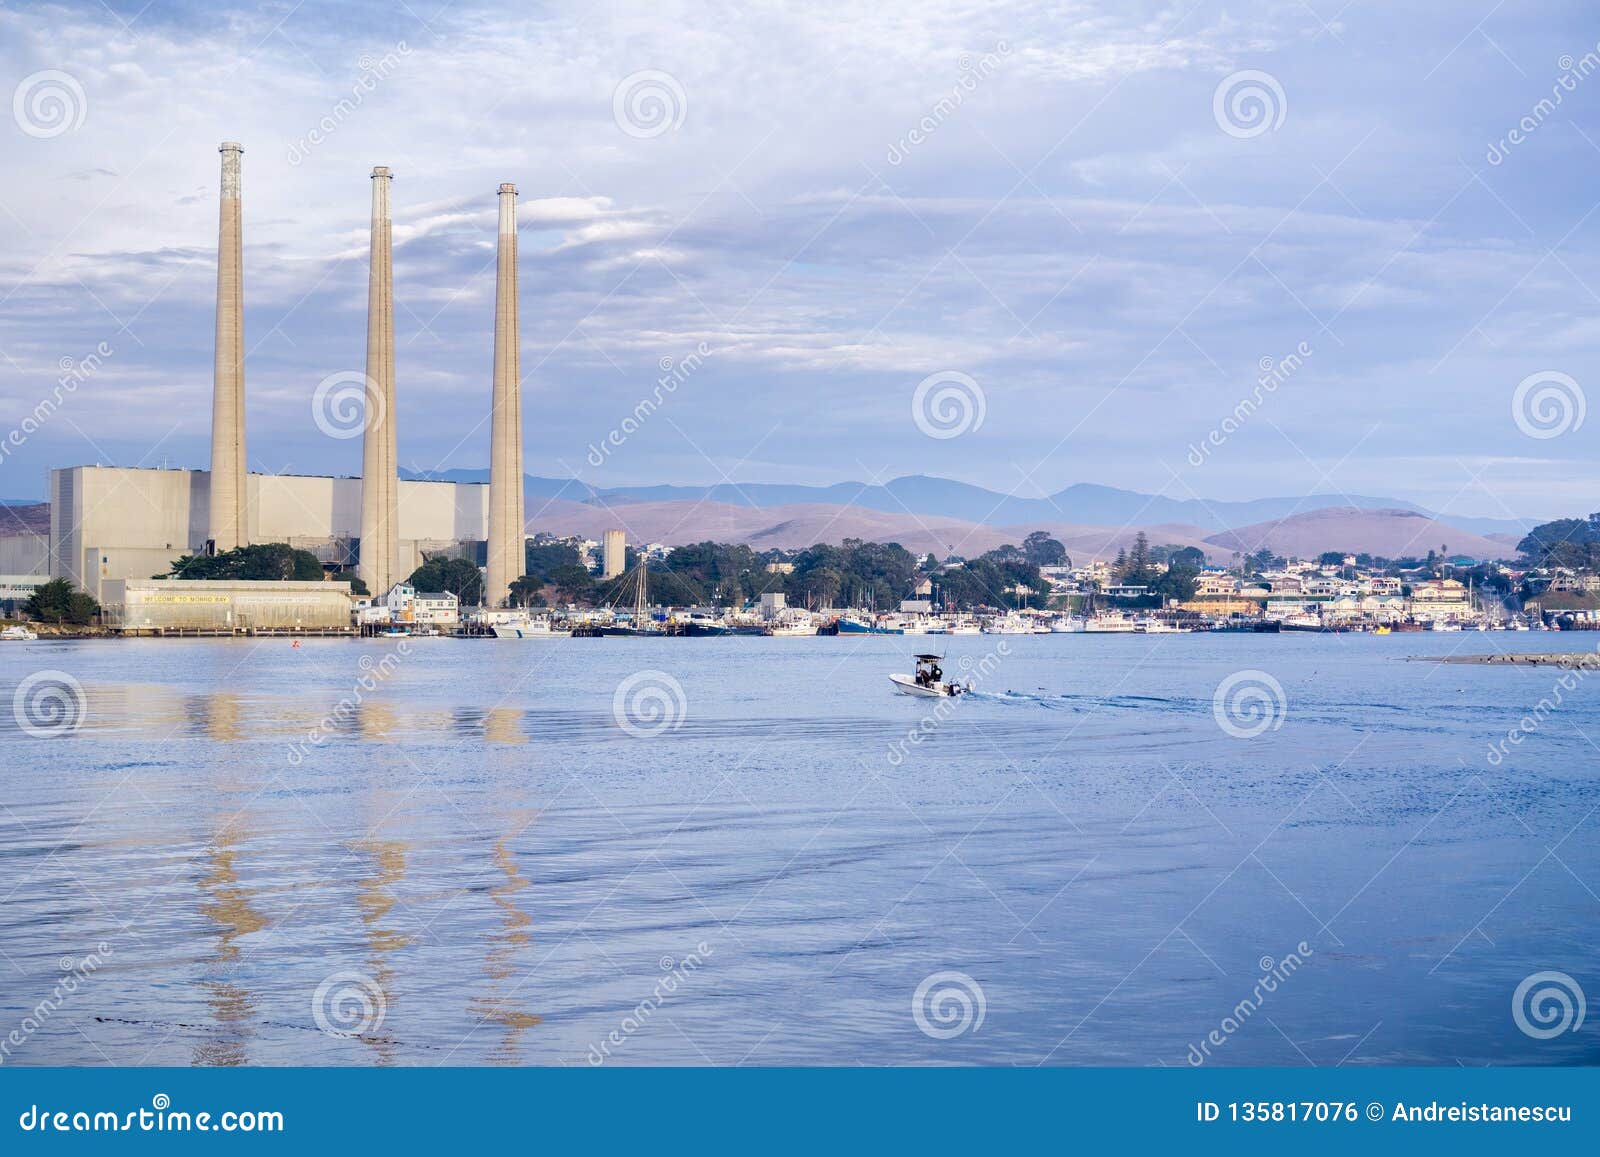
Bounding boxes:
383 582 460 627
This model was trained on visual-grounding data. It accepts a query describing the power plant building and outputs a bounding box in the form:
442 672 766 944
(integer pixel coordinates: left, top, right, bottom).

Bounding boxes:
49 465 491 602
37 144 530 604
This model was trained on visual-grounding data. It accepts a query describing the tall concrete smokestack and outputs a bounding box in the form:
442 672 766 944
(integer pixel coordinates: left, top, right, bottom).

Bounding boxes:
486 182 525 608
359 165 400 597
208 141 248 552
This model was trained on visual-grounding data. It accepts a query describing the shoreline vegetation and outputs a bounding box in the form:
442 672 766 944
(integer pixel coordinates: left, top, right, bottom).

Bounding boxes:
8 511 1600 641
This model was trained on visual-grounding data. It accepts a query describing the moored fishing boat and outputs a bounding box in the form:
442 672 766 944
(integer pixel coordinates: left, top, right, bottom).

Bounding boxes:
836 615 904 635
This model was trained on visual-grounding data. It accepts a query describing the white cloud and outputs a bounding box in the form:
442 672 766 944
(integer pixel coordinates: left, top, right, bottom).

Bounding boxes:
0 0 1593 520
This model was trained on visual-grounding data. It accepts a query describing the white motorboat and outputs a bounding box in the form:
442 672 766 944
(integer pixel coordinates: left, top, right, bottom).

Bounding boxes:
492 617 571 639
889 654 970 698
982 613 1034 635
766 612 818 636
1 625 38 641
1048 617 1086 633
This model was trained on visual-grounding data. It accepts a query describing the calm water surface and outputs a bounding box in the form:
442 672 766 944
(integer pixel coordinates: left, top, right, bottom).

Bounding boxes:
2 632 1597 1066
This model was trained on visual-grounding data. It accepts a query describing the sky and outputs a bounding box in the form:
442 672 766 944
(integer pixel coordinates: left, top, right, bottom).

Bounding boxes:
1 0 1598 521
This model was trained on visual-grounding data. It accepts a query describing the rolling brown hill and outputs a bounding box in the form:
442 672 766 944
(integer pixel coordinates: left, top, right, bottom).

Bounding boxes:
1202 507 1509 561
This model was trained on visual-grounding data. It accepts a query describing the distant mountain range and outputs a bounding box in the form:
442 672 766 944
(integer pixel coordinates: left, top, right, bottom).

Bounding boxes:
400 469 1534 539
0 474 1536 562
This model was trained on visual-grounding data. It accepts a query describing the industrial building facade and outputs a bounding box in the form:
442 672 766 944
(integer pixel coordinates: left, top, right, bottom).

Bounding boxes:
48 465 490 602
100 578 357 635
10 141 533 609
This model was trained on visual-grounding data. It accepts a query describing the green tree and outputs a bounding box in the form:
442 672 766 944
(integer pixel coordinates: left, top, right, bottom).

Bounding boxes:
406 555 484 605
162 543 324 582
791 565 842 608
1152 564 1200 603
24 578 99 625
549 563 597 605
1022 530 1068 567
524 541 581 582
508 576 548 607
1518 518 1600 570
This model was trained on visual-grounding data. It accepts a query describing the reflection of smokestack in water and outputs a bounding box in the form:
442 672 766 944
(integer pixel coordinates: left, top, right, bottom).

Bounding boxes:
209 142 248 551
485 183 524 608
359 166 400 596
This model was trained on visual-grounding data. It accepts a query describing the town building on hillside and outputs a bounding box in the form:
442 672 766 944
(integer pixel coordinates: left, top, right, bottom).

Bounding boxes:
1407 579 1472 623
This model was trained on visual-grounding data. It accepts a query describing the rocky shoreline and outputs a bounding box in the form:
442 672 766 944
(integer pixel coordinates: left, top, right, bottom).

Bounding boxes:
1423 652 1600 667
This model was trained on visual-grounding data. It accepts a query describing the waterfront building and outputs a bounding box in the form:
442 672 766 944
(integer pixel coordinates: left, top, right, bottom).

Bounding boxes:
1407 579 1473 623
100 578 354 635
383 582 460 628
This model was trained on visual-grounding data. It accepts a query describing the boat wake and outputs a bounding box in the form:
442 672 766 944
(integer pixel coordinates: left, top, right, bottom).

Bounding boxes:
963 688 1192 712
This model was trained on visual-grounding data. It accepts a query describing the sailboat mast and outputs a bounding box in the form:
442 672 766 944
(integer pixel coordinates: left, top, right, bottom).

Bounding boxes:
635 552 647 626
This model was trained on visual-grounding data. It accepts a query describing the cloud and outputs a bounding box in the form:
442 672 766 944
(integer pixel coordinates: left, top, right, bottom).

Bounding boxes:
0 0 1594 521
